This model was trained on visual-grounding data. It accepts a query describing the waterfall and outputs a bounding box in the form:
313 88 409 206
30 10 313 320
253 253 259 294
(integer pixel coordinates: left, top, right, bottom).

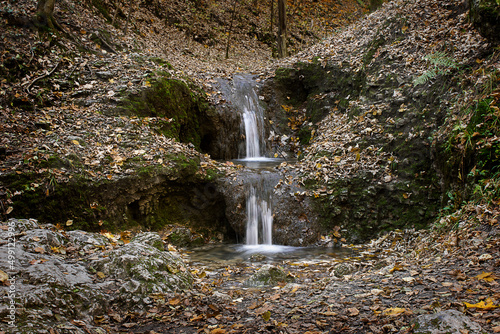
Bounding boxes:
232 75 266 159
246 182 273 245
230 75 274 246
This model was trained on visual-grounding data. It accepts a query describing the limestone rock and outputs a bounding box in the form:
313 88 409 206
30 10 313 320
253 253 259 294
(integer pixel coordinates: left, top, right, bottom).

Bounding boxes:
412 310 483 334
245 264 295 287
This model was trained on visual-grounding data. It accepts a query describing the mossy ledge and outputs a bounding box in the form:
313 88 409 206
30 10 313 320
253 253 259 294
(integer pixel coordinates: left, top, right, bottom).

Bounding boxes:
1 157 235 241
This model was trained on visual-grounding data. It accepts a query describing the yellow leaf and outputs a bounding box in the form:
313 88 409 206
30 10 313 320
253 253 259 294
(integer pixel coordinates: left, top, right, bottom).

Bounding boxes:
476 272 494 282
382 307 406 316
0 269 8 283
316 163 322 169
71 140 80 145
355 152 360 162
168 244 177 252
291 286 299 293
210 329 226 334
101 232 115 240
262 310 271 322
97 271 106 279
169 297 181 305
334 156 341 163
464 298 499 310
6 206 13 215
66 219 73 226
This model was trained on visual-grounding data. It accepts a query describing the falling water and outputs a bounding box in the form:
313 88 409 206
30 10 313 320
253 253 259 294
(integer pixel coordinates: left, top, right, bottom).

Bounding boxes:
229 75 276 245
246 184 273 245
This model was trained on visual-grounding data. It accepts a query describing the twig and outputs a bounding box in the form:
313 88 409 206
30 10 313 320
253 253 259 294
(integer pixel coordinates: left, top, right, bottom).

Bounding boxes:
64 63 77 80
26 60 62 93
86 63 93 77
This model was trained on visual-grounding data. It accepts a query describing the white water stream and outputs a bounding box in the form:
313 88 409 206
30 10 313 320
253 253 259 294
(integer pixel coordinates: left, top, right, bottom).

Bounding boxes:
232 75 275 245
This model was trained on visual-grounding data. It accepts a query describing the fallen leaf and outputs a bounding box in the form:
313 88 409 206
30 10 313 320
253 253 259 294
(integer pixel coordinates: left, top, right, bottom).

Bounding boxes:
463 298 499 310
211 329 226 334
347 307 359 316
476 272 495 282
262 310 271 322
96 271 106 279
169 297 181 305
0 269 8 283
382 307 406 316
34 247 45 253
71 140 80 145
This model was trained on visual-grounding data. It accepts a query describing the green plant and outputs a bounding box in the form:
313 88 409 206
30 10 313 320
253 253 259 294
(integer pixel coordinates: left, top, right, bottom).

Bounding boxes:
413 52 458 86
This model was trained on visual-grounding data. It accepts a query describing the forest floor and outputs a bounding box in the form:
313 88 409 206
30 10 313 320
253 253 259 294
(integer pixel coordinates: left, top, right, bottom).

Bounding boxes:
1 0 500 333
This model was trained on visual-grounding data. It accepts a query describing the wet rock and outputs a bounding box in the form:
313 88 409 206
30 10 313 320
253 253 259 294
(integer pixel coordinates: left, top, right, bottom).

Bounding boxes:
217 169 321 246
331 262 358 278
412 310 483 334
210 291 232 303
249 253 267 262
90 235 193 303
0 219 194 332
245 264 295 287
96 71 113 80
131 231 164 250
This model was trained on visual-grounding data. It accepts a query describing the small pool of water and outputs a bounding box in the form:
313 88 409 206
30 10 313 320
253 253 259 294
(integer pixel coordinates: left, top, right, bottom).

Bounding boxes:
185 244 356 267
232 157 287 169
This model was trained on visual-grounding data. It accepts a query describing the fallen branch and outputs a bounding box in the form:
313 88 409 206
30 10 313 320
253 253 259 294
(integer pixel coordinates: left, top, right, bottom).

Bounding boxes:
26 60 62 93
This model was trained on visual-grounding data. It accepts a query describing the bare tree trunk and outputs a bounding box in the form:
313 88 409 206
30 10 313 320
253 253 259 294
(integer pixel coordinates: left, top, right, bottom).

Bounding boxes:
270 0 274 33
124 0 134 35
225 0 238 59
277 0 287 58
112 1 120 27
36 0 64 31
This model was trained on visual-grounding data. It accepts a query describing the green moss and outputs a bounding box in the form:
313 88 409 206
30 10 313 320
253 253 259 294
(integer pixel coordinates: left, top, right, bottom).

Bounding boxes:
117 76 214 151
150 57 174 69
91 0 112 22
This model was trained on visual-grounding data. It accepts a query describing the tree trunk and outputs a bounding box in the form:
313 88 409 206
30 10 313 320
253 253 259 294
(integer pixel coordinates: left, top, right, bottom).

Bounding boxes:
277 0 287 58
36 0 62 31
270 0 274 33
123 0 134 35
225 0 238 59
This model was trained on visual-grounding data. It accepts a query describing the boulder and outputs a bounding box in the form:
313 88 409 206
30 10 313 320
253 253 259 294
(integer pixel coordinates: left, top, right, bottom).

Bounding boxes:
412 310 483 334
245 264 295 287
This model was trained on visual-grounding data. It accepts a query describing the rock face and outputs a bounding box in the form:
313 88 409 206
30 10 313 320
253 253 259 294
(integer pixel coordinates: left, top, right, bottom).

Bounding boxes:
469 0 500 44
412 310 483 334
0 219 192 333
260 56 443 242
2 160 235 241
114 76 241 160
216 168 321 246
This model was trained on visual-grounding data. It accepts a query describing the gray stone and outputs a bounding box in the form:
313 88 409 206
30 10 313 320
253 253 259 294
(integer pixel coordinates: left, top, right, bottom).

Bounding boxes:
412 310 483 334
245 264 295 287
131 231 165 251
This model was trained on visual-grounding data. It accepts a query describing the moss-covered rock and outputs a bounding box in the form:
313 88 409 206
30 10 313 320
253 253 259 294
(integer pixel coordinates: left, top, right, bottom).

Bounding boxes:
245 264 295 287
0 157 234 241
469 0 500 44
91 235 193 303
